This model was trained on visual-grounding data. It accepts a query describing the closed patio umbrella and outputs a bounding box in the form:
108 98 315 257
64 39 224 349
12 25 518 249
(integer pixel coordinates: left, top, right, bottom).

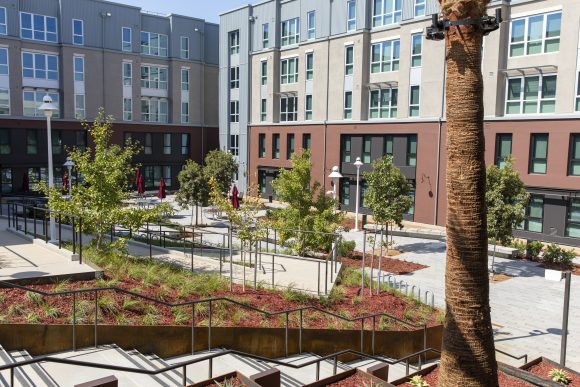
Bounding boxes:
157 178 166 201
62 171 69 192
231 184 240 209
137 174 145 195
22 173 29 193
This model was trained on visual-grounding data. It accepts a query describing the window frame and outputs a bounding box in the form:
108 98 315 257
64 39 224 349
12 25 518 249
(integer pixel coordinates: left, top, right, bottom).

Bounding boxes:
74 56 84 82
569 134 580 176
341 135 351 163
123 97 132 121
140 65 168 90
414 0 425 17
163 133 172 155
340 179 351 206
262 23 269 48
305 94 313 120
281 18 300 47
140 31 169 57
230 66 240 89
1 167 12 193
180 36 189 59
565 198 580 238
521 194 544 233
260 98 267 122
411 34 422 67
409 85 420 117
369 88 398 119
370 39 400 73
0 7 6 35
307 11 315 40
495 133 513 168
122 27 132 52
272 133 280 159
509 11 561 57
229 134 239 156
181 68 190 91
229 30 240 54
280 96 298 122
74 94 85 119
20 12 58 42
144 133 152 154
505 74 557 115
181 133 190 155
407 135 417 166
261 61 268 85
347 1 357 32
0 128 10 155
287 133 295 160
26 129 38 155
23 90 59 118
305 53 314 81
280 57 299 84
123 62 132 86
72 19 84 46
0 47 8 75
140 98 168 123
345 45 354 75
575 70 580 112
372 0 402 28
229 100 239 123
181 101 189 123
0 88 9 115
362 135 372 164
302 133 311 151
529 133 549 174
259 133 266 158
344 91 353 119
22 52 59 81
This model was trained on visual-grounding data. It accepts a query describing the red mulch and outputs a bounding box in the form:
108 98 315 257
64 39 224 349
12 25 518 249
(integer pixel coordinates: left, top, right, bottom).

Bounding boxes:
394 367 533 387
527 360 580 386
327 374 376 386
206 377 246 387
341 254 427 275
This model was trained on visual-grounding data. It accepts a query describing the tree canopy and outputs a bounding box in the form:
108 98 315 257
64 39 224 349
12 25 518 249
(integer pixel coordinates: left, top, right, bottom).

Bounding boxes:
175 160 209 225
204 150 238 194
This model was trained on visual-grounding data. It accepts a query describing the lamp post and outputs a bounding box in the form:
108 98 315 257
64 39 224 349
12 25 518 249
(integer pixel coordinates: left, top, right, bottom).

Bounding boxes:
353 157 364 231
63 157 75 198
39 95 58 242
328 166 343 208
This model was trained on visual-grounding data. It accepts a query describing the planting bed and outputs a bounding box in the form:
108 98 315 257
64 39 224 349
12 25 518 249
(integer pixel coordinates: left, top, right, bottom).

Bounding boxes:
326 374 382 386
393 367 533 387
525 358 580 386
341 254 428 275
206 377 246 387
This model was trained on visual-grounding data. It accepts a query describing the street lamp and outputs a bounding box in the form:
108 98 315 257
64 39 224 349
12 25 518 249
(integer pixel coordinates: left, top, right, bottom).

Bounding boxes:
39 95 58 242
353 157 364 231
63 157 75 198
328 166 343 206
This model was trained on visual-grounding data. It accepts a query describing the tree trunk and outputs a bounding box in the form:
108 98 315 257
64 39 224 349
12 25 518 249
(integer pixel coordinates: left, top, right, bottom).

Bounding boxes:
438 1 498 385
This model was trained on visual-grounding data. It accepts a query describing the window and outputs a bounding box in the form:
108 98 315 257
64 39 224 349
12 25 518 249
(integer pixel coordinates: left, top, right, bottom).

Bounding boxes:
414 0 425 17
181 68 189 91
140 31 168 57
75 94 85 119
140 65 168 89
287 134 295 160
506 75 556 115
570 134 580 176
303 134 311 150
181 133 190 155
141 98 168 123
258 170 267 194
75 130 86 151
20 12 57 42
566 199 580 238
52 130 62 155
281 18 300 46
281 57 298 84
229 30 240 54
362 136 372 163
411 34 422 67
261 61 268 85
510 12 561 57
576 72 580 112
144 133 152 154
261 98 267 122
344 92 352 119
372 0 402 28
259 134 266 158
521 195 544 233
23 91 59 118
181 102 189 123
307 12 315 40
122 27 132 52
143 166 172 188
529 134 548 174
371 39 400 73
360 181 368 208
74 56 84 82
280 96 298 122
180 36 189 59
0 89 9 115
345 46 354 75
26 130 38 155
123 62 132 86
72 19 84 45
305 95 313 120
230 134 239 156
272 134 280 159
407 135 417 166
369 88 398 118
340 180 350 206
409 86 420 117
495 134 512 168
123 98 132 121
341 136 351 163
384 135 393 156
163 133 172 155
0 129 10 154
347 1 356 32
123 132 132 146
22 52 58 80
262 24 269 48
0 48 7 75
0 7 6 35
230 101 239 123
1 168 11 193
230 67 240 89
306 53 314 80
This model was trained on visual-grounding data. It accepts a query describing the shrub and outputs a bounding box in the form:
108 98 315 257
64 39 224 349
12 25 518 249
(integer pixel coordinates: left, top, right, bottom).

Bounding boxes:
548 368 571 385
26 312 41 324
282 285 312 304
338 240 356 258
25 291 44 307
408 375 429 387
543 244 562 264
526 241 543 259
560 249 577 266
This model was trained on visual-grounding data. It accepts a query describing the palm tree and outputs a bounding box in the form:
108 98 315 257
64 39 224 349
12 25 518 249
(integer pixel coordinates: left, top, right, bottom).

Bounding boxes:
437 0 499 385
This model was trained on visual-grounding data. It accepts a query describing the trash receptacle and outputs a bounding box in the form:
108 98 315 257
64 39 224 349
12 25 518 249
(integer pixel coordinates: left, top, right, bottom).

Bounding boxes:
269 195 273 203
362 214 367 228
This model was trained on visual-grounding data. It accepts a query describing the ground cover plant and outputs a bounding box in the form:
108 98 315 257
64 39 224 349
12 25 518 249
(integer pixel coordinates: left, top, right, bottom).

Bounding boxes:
525 359 579 386
392 366 533 387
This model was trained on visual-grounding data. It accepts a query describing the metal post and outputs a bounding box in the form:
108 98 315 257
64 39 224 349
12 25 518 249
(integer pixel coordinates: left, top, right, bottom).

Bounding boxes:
24 204 27 235
325 257 328 295
33 207 37 237
285 312 289 357
378 228 383 295
191 304 195 354
208 358 213 379
317 261 321 296
200 234 203 257
46 112 56 242
78 218 83 264
94 290 98 348
147 222 152 258
561 271 572 366
271 254 275 289
72 292 76 351
362 229 366 295
58 214 62 249
423 324 427 364
372 315 376 355
208 300 212 351
182 365 187 386
316 362 320 381
299 309 303 354
254 239 258 290
333 356 338 376
72 217 76 254
360 318 364 353
110 224 113 243
229 226 233 292
274 229 277 254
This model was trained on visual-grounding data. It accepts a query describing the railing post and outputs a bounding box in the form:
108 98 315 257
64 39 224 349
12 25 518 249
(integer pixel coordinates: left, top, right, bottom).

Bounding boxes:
372 315 376 355
299 309 303 354
73 292 76 351
78 218 83 264
208 357 213 379
24 204 27 235
325 257 328 295
285 312 289 357
147 222 152 258
362 229 366 295
208 300 212 351
191 303 195 355
72 217 76 254
58 214 62 249
94 290 98 348
271 254 275 289
317 261 321 296
333 356 338 375
316 361 320 381
182 365 187 386
274 229 277 254
406 359 410 376
10 367 13 387
360 317 364 353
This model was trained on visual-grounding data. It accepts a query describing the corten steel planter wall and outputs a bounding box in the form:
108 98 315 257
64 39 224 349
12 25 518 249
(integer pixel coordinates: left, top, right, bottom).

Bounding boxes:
520 357 580 384
0 324 442 360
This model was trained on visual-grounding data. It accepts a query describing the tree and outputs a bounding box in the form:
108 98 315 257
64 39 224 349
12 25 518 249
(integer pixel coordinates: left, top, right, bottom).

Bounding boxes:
270 151 343 256
363 156 412 294
204 150 238 195
175 160 209 225
486 156 529 273
437 0 499 385
40 110 170 250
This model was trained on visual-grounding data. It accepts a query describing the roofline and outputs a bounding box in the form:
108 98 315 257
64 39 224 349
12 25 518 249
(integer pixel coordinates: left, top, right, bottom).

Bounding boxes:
219 3 252 17
96 0 214 24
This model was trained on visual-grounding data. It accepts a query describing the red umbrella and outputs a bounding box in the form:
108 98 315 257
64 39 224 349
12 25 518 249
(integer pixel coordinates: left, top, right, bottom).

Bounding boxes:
137 174 145 195
231 184 240 209
62 171 69 192
135 168 141 186
157 178 166 200
22 173 29 193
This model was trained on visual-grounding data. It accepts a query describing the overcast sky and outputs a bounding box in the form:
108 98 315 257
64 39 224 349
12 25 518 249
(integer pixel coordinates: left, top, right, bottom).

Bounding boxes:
110 0 250 23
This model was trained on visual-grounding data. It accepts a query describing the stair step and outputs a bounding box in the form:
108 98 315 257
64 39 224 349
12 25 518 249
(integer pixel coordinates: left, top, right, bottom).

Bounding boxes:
8 350 58 387
146 353 193 385
0 345 36 387
125 349 190 386
267 353 352 386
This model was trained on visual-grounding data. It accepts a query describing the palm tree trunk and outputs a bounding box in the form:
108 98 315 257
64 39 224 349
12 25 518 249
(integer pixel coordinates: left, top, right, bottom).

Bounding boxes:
438 1 498 385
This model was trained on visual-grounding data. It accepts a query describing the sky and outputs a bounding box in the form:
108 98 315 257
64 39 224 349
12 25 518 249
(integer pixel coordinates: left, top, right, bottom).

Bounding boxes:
110 0 250 23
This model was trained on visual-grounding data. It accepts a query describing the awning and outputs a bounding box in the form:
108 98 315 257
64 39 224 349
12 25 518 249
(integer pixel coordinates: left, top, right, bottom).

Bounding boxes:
500 65 558 77
367 81 399 89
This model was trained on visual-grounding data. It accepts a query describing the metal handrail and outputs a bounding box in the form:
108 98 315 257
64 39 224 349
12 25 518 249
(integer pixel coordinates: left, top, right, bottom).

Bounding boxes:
495 348 528 365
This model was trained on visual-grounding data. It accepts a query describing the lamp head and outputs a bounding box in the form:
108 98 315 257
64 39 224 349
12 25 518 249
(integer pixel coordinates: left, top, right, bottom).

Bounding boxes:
328 165 343 179
354 157 363 168
39 94 57 118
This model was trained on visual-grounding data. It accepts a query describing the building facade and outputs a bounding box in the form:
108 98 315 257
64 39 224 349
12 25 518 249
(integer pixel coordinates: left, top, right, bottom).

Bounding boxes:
0 0 219 194
220 0 580 247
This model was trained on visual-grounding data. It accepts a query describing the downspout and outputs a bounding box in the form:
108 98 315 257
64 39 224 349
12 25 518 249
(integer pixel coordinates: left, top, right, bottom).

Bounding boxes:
434 41 446 226
323 0 333 188
247 11 255 190
200 27 205 163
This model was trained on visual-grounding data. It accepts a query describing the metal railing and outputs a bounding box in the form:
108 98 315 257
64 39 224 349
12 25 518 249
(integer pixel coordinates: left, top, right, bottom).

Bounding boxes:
495 348 528 365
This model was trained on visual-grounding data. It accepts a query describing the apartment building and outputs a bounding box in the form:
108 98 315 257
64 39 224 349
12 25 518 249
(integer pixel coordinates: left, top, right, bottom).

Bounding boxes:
0 0 219 194
220 0 580 247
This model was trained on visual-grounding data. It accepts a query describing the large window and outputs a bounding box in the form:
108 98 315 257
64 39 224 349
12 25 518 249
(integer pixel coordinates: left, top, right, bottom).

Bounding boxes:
144 133 152 154
407 135 417 166
570 134 580 176
258 170 267 194
261 99 267 122
73 19 84 45
26 130 38 155
74 56 84 82
259 134 266 158
305 95 313 120
22 52 58 80
280 96 297 122
123 98 132 121
411 34 422 67
347 1 356 31
344 92 352 119
409 86 420 117
20 12 57 42
143 166 172 188
52 130 62 155
281 18 300 46
306 53 314 81
123 62 132 86
122 27 132 52
341 136 351 163
566 199 580 238
181 133 190 155
180 36 189 59
307 11 315 40
230 101 239 123
23 90 59 118
141 98 168 123
281 57 298 84
495 134 512 168
371 39 400 73
262 24 269 48
230 66 239 89
510 12 561 57
261 61 268 85
340 180 350 206
1 168 11 193
229 30 240 54
384 135 393 156
163 133 172 155
414 0 425 17
0 7 6 35
362 136 372 164
0 129 10 154
140 65 168 89
372 0 402 28
287 134 295 160
181 102 189 123
506 75 556 115
303 134 311 150
576 72 580 112
0 47 7 75
75 94 85 119
75 131 86 151
521 195 544 233
272 134 280 159
529 134 548 174
0 89 10 115
230 134 239 156
369 88 398 118
345 45 354 75
181 68 189 91
407 185 416 216
140 31 168 57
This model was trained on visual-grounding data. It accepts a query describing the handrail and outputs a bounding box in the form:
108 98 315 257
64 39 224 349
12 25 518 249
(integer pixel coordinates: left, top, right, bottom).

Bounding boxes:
495 348 528 365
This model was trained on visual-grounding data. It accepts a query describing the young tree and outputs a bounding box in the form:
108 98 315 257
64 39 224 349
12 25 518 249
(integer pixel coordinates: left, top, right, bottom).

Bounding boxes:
40 110 170 250
175 160 209 225
437 0 499 385
487 156 529 273
204 150 238 195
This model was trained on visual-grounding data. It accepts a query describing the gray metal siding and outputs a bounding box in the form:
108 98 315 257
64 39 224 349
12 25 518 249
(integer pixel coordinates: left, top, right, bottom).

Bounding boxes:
330 0 347 36
205 24 219 65
425 0 440 18
0 0 19 37
251 1 278 51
